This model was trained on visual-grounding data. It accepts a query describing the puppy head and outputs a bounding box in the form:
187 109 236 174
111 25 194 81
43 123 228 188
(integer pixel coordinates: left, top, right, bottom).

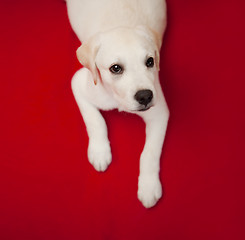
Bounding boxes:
77 27 162 112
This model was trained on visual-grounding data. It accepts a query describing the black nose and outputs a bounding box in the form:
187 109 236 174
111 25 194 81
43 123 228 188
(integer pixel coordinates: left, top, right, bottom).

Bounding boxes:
134 90 153 106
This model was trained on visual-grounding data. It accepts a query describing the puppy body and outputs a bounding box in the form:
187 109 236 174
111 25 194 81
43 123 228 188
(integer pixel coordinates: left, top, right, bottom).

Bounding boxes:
67 0 169 208
67 0 166 43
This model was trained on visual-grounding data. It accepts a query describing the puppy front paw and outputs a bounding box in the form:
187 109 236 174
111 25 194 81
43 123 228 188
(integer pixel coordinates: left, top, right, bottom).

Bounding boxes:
137 174 162 208
88 140 112 172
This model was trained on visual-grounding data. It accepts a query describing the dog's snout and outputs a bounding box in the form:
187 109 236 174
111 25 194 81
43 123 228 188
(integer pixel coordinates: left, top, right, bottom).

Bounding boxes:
134 90 153 106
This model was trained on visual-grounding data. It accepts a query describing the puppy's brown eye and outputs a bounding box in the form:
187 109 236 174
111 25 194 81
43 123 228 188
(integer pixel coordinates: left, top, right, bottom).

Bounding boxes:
109 64 123 74
146 57 154 68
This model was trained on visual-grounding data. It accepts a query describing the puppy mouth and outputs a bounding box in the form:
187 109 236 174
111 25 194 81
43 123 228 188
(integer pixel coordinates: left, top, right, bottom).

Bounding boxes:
137 105 153 112
128 105 152 113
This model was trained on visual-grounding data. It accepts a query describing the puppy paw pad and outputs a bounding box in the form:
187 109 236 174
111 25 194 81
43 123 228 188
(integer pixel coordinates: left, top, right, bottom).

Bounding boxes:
88 142 112 172
137 175 162 208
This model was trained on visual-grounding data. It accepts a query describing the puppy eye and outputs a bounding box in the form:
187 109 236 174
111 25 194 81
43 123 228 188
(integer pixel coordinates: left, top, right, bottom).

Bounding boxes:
146 57 154 68
109 64 123 74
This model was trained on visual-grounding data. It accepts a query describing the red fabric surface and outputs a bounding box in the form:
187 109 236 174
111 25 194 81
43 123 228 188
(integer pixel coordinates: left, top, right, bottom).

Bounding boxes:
1 0 245 239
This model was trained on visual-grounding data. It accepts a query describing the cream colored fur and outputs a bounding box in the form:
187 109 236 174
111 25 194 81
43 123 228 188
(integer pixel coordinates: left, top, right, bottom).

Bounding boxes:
66 0 169 208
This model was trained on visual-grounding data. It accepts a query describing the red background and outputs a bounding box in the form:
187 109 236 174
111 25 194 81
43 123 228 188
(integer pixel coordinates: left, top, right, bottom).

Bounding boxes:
1 0 245 239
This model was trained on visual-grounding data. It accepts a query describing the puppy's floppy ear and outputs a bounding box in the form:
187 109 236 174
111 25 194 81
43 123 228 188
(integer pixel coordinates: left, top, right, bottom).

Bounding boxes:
148 28 162 71
154 50 160 72
136 25 162 71
76 34 101 85
150 29 162 71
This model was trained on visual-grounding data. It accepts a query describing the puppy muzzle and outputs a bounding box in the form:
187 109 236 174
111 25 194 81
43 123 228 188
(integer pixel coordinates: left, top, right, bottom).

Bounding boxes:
134 89 153 111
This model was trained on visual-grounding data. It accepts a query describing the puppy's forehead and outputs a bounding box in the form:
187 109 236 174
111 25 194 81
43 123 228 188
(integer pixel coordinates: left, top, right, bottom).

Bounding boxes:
99 28 155 58
103 28 143 44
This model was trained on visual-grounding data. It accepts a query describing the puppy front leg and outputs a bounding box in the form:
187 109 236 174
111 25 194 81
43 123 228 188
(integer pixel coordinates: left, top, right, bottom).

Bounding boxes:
71 70 112 172
137 88 169 208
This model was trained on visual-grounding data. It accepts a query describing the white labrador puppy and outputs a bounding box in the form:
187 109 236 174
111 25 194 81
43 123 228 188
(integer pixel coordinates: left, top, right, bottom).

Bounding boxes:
66 0 169 208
